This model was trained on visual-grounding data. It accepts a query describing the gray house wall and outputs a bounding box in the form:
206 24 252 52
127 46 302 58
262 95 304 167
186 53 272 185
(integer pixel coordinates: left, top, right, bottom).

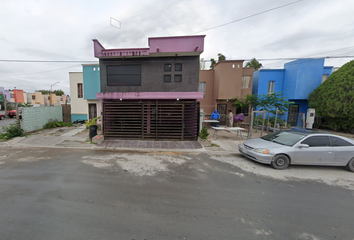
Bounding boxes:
99 56 199 92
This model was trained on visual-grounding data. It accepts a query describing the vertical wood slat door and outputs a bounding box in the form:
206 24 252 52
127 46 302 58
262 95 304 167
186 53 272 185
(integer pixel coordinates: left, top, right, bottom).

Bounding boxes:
143 102 183 140
103 101 199 141
103 102 142 139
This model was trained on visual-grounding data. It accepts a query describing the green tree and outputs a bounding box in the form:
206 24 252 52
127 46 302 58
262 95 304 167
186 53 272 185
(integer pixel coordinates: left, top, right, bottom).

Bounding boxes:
210 58 216 70
217 53 226 61
210 53 226 70
245 58 262 71
308 60 354 131
231 93 292 113
38 89 64 96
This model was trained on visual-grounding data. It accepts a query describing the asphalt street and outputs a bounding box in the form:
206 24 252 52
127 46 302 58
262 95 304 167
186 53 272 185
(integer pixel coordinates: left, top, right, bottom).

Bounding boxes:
0 148 353 240
0 117 16 133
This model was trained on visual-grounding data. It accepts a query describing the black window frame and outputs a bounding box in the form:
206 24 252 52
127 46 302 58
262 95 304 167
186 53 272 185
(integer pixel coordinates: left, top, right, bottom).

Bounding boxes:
164 75 171 83
164 64 172 72
330 136 354 147
174 74 182 82
106 65 141 86
175 63 182 71
301 136 331 147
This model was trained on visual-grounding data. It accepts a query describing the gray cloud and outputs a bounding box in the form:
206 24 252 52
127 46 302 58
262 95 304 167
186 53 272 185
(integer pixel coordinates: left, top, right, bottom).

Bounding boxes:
0 0 353 94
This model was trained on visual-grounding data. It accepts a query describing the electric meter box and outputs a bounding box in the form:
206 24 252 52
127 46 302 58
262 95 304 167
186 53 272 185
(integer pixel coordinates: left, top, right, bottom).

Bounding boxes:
306 108 315 129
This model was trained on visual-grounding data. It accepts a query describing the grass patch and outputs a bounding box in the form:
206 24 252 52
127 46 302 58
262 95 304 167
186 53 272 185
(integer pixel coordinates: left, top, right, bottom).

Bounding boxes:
0 122 24 140
210 143 220 147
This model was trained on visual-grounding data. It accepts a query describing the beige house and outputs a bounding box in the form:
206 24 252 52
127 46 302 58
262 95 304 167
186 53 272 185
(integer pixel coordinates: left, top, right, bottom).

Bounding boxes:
199 60 254 125
28 92 45 105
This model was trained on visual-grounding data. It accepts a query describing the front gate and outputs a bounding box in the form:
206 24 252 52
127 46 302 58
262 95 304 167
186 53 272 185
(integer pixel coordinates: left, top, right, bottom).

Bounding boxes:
103 100 199 140
288 104 299 126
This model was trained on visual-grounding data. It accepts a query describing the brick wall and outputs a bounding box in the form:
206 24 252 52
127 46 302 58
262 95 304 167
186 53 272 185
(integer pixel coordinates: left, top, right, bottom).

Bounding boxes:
21 106 63 132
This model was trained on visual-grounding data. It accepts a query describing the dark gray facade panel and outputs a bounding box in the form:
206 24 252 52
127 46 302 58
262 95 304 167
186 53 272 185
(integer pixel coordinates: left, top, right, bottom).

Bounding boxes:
99 56 199 92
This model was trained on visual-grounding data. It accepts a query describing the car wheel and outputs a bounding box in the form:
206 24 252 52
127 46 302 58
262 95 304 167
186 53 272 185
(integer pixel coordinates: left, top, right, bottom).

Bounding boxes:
0 116 4 120
9 115 13 118
346 158 354 172
271 154 290 170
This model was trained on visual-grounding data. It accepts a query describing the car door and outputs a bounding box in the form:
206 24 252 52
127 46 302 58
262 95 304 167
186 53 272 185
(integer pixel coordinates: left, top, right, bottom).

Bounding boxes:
292 136 334 165
329 136 354 166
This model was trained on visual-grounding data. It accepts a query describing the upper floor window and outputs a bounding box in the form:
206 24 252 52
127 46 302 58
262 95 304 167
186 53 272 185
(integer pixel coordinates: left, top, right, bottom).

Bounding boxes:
32 95 35 100
164 64 172 72
174 75 182 82
77 83 83 98
242 76 252 88
164 75 171 83
175 63 182 71
322 74 329 84
268 81 275 94
10 93 14 98
107 65 141 86
199 82 206 98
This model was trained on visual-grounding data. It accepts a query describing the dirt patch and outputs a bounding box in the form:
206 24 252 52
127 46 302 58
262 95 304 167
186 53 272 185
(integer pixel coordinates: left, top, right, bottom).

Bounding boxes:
18 157 51 162
81 153 188 176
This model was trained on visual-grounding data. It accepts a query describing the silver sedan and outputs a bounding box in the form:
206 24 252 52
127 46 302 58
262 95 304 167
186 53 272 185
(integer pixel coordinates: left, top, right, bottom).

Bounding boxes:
238 130 354 172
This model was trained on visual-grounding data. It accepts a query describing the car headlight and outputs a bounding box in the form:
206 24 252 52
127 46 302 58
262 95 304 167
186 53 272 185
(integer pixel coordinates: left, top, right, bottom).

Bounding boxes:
254 149 270 154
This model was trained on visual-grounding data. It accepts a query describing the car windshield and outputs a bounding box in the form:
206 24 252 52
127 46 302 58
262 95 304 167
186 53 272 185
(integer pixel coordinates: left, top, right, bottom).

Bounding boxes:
261 131 307 146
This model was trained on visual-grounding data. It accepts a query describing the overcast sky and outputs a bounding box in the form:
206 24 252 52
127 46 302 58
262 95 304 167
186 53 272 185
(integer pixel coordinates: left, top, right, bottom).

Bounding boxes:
0 0 353 95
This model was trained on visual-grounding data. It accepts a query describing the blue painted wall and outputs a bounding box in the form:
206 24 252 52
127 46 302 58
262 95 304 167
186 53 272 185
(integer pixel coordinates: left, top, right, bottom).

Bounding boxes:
71 114 88 122
323 66 332 76
252 69 284 96
252 71 259 95
283 59 327 100
252 58 333 126
83 65 100 100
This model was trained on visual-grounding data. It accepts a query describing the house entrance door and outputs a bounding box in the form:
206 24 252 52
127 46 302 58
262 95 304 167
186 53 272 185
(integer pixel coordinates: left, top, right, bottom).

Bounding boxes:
287 104 299 126
217 104 227 125
88 103 97 120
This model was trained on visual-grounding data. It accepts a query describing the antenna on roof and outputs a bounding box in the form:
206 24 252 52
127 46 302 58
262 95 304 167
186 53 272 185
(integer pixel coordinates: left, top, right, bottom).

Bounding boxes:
110 17 121 29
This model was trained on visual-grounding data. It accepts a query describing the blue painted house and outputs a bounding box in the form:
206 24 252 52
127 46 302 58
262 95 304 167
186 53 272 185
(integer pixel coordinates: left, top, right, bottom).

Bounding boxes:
252 59 333 126
69 64 101 122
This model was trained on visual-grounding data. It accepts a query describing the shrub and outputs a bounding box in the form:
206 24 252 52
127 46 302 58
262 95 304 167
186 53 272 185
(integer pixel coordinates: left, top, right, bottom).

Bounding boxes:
267 116 286 127
199 126 209 140
85 116 100 129
309 60 354 132
0 122 24 140
43 119 74 129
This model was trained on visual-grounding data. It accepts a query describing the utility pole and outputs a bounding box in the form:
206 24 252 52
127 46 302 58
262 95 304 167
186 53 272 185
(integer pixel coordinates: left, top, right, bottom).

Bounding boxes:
50 81 59 106
16 103 20 129
4 95 7 119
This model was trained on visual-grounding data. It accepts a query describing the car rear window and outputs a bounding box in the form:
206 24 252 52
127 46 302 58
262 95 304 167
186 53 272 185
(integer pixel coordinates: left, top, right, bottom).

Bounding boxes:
330 136 354 146
261 131 307 146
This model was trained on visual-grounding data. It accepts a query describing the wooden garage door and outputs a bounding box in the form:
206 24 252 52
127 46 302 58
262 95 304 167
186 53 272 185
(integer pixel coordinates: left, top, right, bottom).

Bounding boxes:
103 100 199 140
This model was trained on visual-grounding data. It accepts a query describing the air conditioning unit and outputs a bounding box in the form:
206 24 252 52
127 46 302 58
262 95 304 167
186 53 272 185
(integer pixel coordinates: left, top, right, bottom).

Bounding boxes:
306 108 315 129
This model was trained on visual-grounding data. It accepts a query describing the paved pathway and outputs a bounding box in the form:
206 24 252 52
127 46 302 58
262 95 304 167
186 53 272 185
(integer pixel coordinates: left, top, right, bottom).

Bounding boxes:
1 125 206 151
98 140 202 149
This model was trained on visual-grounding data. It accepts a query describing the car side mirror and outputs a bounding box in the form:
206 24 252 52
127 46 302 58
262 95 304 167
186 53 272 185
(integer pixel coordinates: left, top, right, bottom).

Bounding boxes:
298 144 309 148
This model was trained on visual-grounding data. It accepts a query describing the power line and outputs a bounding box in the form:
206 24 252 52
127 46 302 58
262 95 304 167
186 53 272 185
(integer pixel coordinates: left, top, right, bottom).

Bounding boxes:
263 45 354 68
0 64 81 77
201 56 354 62
189 0 304 35
0 60 98 63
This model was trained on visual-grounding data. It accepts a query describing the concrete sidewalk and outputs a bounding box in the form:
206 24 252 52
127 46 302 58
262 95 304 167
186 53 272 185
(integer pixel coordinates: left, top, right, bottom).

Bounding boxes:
0 125 218 152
